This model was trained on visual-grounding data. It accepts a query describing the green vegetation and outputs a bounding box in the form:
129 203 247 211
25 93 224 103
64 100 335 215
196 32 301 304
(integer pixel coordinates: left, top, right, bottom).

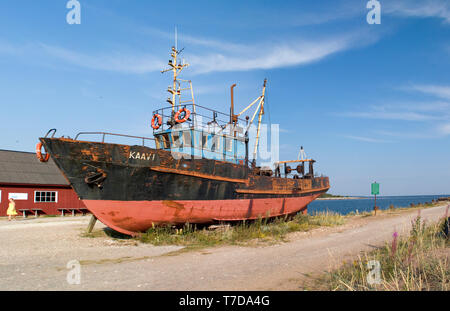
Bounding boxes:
344 200 442 217
81 230 107 238
322 214 449 291
319 193 344 198
138 211 346 250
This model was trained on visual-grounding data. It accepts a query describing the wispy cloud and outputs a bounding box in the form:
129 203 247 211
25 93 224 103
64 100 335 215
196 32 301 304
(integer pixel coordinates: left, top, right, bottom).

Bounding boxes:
438 123 450 135
371 101 450 112
188 39 347 74
39 43 165 74
1 27 378 75
141 27 246 53
341 84 450 122
340 82 450 141
286 1 364 26
340 111 444 121
406 84 450 100
385 0 450 24
271 0 450 27
374 129 437 139
142 25 368 73
144 26 364 74
186 31 379 74
343 135 393 143
0 41 18 54
0 40 166 74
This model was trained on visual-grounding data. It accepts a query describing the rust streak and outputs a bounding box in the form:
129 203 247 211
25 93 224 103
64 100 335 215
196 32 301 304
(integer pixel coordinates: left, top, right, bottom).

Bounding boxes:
112 216 133 224
235 186 330 195
163 200 185 210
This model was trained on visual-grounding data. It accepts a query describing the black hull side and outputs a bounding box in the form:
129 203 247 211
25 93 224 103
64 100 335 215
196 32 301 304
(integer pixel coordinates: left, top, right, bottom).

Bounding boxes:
40 138 330 201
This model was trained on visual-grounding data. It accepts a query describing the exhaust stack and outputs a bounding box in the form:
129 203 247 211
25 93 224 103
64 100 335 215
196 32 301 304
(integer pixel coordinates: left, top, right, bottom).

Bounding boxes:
230 83 237 124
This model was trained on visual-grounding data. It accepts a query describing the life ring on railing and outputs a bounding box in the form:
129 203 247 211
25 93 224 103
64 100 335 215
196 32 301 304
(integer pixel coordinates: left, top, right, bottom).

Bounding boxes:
174 108 191 124
36 142 50 162
151 114 163 130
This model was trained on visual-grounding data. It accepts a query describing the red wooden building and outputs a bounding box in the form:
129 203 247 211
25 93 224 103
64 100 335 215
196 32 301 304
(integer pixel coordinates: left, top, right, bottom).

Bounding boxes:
0 149 87 217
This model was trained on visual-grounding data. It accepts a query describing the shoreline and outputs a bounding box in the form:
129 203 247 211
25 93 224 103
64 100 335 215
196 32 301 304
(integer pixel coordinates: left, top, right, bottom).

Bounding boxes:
317 194 450 201
316 196 367 200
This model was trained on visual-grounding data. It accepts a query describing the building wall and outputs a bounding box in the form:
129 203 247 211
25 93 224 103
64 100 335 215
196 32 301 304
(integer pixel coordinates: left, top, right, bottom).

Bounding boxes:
0 185 87 217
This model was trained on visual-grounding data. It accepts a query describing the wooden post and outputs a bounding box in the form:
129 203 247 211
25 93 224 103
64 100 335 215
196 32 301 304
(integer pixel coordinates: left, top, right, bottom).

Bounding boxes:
86 215 97 233
374 194 378 215
371 182 380 216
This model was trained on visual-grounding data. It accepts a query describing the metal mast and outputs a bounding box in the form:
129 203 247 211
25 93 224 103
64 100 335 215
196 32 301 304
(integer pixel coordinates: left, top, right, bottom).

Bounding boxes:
161 46 190 113
253 79 267 161
233 79 267 162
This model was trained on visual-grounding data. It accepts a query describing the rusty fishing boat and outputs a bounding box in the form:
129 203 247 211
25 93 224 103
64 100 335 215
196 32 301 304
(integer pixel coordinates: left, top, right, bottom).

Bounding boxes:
37 46 330 235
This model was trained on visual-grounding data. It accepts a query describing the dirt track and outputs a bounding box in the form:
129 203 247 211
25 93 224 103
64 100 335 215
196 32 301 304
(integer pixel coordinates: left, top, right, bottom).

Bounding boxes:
0 204 448 290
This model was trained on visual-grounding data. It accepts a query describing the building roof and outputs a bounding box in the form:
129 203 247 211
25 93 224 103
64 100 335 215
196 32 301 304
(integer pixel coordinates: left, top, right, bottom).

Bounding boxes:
0 150 69 186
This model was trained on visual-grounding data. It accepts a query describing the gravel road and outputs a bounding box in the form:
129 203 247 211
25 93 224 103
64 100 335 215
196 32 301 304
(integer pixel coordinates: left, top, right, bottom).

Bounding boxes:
0 204 447 290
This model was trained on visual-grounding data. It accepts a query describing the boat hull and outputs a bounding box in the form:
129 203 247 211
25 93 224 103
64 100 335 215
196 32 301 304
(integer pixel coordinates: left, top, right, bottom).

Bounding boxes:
39 138 329 235
83 194 320 235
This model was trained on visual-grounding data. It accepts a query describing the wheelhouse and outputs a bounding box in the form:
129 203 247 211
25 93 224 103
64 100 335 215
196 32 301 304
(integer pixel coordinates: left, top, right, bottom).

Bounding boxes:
152 104 248 164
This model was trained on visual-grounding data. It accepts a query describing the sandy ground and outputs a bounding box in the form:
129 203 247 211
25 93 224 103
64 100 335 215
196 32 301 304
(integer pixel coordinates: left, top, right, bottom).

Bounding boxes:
0 204 448 291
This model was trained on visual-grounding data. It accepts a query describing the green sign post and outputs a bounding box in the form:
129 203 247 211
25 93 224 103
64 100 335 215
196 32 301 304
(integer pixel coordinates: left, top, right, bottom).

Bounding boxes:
371 182 379 195
371 182 380 215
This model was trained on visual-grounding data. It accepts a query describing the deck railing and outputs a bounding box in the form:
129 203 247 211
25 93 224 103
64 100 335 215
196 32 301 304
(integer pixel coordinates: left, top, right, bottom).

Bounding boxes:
152 104 248 134
74 132 155 147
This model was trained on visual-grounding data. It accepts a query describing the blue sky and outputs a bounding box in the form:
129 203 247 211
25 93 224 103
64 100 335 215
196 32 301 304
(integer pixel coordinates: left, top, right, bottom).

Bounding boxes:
1 0 450 196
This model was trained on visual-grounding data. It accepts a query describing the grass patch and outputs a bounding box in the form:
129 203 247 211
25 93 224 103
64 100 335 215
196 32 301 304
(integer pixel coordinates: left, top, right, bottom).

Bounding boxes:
79 256 150 266
322 212 450 291
138 211 345 250
320 193 344 198
81 229 107 238
81 228 134 240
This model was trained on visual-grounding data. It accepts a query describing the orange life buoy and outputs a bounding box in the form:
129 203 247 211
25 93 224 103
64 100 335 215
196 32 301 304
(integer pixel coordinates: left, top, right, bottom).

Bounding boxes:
174 108 191 124
151 114 162 130
36 142 50 162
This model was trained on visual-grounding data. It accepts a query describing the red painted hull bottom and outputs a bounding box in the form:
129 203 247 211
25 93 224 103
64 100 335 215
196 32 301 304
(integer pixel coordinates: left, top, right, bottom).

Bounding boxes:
82 194 321 236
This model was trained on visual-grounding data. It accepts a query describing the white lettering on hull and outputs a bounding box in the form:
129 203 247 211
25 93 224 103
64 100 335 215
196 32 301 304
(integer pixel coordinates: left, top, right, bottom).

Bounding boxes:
129 151 153 160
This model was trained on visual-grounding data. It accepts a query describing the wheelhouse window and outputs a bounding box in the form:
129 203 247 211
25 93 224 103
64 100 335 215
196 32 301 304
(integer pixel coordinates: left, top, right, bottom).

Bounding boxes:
34 191 57 203
159 133 170 149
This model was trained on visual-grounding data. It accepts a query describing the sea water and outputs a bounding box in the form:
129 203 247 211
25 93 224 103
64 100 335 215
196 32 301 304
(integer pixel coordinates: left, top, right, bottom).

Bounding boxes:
308 195 450 215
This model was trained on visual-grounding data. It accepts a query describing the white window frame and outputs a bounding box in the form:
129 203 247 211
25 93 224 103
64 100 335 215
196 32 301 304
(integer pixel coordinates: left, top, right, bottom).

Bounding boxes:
34 191 58 203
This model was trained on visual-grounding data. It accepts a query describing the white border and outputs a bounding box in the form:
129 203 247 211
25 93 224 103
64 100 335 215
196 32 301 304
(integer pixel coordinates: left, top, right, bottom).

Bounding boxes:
8 193 28 200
